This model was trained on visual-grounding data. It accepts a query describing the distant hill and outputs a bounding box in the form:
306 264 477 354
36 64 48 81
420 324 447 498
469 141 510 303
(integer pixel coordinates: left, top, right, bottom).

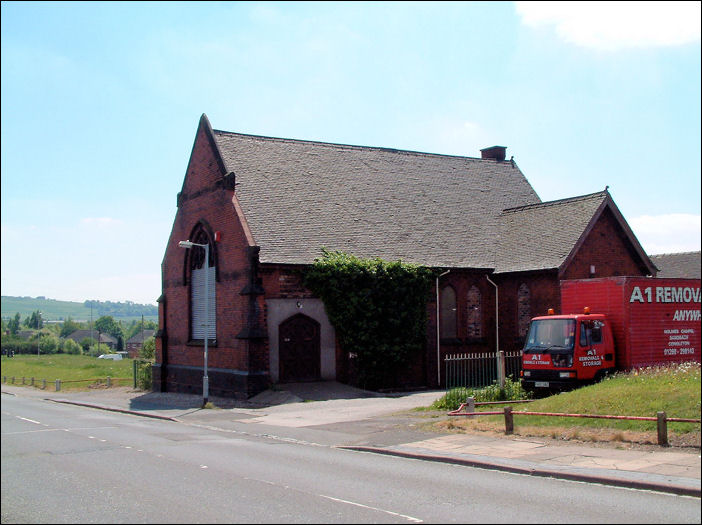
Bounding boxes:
1 296 158 322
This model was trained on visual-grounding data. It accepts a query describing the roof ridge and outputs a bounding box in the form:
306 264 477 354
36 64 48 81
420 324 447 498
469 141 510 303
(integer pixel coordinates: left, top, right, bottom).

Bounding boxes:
212 128 503 163
650 250 701 256
501 190 608 214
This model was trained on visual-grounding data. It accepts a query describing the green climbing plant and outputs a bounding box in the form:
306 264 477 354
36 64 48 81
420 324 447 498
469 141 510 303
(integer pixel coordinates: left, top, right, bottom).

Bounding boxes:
303 249 436 390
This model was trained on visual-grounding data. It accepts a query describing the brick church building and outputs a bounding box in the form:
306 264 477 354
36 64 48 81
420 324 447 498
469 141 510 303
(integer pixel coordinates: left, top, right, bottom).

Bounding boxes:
153 114 657 398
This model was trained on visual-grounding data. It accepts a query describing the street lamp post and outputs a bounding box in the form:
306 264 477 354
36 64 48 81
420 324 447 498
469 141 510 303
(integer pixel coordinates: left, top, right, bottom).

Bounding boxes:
37 311 42 357
178 239 210 407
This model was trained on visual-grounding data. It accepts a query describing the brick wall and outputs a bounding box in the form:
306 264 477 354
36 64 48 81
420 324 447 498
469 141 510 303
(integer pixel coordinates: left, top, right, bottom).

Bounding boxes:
425 269 495 387
562 207 649 279
156 118 269 397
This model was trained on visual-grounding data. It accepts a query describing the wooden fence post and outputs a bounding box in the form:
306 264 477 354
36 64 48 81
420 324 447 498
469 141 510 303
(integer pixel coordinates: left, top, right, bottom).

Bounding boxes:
504 406 514 435
498 351 506 388
107 376 111 388
657 411 668 447
55 379 61 392
42 379 46 390
465 396 475 417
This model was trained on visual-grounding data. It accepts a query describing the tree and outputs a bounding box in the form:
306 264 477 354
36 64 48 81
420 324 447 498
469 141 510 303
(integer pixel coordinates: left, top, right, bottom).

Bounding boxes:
60 317 82 338
24 310 43 329
124 318 158 341
94 315 124 341
140 336 155 360
8 313 21 335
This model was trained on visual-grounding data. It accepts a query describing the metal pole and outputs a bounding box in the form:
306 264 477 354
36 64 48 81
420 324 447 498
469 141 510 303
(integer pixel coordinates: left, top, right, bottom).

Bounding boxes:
436 270 450 387
37 311 41 356
486 275 500 385
203 242 209 407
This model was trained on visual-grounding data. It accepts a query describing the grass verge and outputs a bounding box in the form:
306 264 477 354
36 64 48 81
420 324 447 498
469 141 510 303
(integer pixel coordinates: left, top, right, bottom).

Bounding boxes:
430 362 701 448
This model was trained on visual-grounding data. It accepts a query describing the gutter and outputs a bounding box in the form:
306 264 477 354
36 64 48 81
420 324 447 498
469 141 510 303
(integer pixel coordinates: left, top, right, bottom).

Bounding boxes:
436 270 450 386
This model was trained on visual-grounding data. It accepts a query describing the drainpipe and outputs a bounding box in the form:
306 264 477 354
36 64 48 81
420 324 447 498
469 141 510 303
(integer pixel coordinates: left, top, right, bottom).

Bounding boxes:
486 274 503 386
436 270 450 386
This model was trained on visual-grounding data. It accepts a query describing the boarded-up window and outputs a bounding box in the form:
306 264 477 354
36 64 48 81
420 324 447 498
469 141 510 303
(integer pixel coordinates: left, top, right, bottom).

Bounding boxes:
467 285 482 339
191 265 216 340
518 283 531 337
440 286 457 339
187 228 216 341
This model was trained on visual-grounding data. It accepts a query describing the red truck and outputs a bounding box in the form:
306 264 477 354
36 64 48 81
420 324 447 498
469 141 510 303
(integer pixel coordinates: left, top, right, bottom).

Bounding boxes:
521 277 701 393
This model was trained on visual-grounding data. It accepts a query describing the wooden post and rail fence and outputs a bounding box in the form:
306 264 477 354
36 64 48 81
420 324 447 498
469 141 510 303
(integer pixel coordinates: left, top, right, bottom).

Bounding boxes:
2 360 151 391
449 398 701 447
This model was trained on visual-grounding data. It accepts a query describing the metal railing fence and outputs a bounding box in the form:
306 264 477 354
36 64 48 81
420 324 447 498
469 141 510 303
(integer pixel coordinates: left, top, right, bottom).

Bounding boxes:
444 351 522 390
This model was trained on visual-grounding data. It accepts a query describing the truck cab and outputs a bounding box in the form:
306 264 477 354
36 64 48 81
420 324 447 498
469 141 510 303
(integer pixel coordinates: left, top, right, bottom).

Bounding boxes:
521 309 616 393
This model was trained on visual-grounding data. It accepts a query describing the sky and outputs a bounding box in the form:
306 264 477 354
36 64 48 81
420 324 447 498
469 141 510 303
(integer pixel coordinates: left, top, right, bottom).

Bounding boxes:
1 1 700 306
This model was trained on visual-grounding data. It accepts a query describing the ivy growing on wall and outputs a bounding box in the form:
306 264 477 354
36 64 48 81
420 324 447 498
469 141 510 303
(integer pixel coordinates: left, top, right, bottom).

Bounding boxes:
303 249 436 390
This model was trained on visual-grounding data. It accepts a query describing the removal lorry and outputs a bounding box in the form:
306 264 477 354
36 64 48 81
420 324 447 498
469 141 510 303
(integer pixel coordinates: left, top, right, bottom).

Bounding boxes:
521 277 701 392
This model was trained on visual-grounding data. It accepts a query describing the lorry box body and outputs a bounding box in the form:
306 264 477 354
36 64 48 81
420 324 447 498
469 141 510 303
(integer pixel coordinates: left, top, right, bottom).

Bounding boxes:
560 277 700 370
521 276 700 392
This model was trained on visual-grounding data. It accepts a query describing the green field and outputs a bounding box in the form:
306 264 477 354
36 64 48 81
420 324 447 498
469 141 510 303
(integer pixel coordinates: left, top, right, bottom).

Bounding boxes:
1 295 157 322
1 354 136 390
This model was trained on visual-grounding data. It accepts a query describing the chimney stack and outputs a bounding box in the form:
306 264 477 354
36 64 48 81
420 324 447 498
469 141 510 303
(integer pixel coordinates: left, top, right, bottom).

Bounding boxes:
480 146 507 161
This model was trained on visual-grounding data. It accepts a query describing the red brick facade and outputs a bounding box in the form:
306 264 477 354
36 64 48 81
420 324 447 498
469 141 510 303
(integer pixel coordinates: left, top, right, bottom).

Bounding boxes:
155 119 653 397
155 120 268 398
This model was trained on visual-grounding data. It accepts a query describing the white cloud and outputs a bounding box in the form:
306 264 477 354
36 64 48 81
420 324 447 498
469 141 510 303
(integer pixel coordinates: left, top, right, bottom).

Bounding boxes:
515 1 701 50
629 213 701 255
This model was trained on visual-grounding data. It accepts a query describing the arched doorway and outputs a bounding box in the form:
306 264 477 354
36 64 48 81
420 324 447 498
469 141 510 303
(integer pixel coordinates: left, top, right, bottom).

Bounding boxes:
279 314 321 382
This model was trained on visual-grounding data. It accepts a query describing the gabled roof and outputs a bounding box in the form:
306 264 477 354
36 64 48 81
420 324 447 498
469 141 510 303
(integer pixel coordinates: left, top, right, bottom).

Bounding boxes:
126 329 156 344
494 190 656 275
211 124 541 268
649 251 701 279
65 330 117 344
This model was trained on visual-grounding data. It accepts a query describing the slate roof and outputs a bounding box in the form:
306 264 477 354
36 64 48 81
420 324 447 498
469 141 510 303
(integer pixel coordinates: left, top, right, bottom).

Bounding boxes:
494 192 610 273
126 329 156 345
649 251 701 279
65 330 117 344
212 129 541 268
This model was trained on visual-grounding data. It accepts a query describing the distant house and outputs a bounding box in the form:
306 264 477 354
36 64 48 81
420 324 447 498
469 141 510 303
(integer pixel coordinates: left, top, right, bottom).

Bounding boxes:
649 251 701 279
65 329 117 350
125 329 156 358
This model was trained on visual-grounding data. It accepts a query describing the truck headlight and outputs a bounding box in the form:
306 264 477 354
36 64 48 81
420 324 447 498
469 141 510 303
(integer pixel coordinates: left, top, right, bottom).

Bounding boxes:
559 372 576 378
523 371 531 377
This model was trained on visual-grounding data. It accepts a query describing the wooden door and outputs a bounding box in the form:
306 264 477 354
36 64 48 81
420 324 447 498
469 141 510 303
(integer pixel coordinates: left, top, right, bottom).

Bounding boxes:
279 314 321 382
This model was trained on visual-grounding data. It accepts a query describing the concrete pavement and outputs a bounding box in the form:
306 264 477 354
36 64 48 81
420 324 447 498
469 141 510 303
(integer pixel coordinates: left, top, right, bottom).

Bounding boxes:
2 381 699 498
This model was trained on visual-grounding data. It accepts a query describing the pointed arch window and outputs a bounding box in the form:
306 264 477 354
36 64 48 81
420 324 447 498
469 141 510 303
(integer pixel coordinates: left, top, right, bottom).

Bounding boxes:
440 286 457 339
467 285 482 339
517 283 531 338
185 226 216 341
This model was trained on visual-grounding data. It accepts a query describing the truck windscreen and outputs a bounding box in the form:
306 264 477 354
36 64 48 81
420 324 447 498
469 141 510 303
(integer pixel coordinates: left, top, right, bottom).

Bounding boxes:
524 319 576 353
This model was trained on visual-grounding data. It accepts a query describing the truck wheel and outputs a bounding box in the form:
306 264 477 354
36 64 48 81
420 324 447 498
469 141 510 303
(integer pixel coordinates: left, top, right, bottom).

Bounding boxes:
594 369 614 383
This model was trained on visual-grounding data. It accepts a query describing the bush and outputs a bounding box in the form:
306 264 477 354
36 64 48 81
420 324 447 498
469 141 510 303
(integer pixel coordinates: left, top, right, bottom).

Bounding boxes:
1 339 35 355
432 376 531 411
38 335 60 355
140 336 155 360
85 344 106 357
62 338 82 355
135 360 152 390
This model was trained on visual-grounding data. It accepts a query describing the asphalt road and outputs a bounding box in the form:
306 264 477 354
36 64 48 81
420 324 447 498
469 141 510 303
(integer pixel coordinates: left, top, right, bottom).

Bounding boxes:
2 394 700 524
